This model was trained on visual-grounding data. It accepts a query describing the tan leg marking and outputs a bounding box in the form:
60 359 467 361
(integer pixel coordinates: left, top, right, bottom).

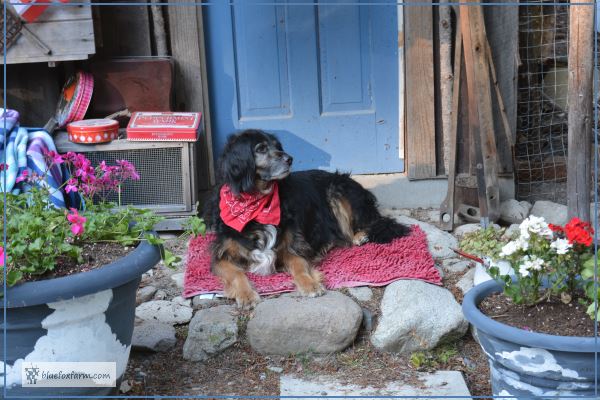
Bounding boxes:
213 260 260 308
283 252 325 297
330 196 355 243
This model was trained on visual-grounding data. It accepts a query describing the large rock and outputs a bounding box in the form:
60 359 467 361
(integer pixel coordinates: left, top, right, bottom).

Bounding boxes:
371 281 468 354
500 199 532 224
135 300 193 325
247 291 362 355
530 201 568 226
183 305 238 361
132 321 176 352
388 214 458 259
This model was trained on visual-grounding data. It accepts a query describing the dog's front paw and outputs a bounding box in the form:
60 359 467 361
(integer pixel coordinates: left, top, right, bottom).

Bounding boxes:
295 274 325 298
353 232 369 246
235 288 261 309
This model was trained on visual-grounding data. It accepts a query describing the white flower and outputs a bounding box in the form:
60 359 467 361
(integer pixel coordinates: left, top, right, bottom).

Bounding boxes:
515 236 530 251
550 238 572 255
500 241 520 257
519 215 553 239
518 255 545 277
518 264 531 277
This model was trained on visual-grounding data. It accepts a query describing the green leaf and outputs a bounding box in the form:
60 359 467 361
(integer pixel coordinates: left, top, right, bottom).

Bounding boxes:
162 250 181 269
6 270 23 286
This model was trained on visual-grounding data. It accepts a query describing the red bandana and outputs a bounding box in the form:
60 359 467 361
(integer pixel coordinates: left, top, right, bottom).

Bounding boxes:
219 183 281 232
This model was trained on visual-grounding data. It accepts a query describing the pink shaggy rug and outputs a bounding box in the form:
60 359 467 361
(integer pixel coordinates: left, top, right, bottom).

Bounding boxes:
182 226 441 298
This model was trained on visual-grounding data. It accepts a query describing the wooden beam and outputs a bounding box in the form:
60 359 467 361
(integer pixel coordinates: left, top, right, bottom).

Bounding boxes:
167 2 215 189
405 0 436 179
460 1 500 223
567 0 594 221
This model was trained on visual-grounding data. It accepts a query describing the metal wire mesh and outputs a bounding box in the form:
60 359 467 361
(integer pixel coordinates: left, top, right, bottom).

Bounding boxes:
515 0 570 203
82 147 185 207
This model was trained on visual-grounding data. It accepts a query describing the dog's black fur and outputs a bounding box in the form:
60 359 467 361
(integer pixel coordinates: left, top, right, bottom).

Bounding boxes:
204 129 410 307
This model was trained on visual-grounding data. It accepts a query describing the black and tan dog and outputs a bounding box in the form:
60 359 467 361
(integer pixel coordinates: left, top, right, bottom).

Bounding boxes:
204 129 410 307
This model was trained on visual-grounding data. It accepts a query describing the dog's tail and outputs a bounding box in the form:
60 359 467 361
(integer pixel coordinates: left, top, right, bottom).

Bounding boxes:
367 216 411 244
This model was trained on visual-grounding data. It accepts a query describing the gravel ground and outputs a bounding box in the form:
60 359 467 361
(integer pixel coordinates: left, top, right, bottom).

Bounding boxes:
123 208 492 398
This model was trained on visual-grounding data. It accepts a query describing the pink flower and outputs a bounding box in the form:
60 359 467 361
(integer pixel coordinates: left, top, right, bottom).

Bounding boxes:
116 160 140 180
0 163 7 171
0 246 4 267
67 208 86 236
65 178 79 193
15 170 28 183
43 149 64 165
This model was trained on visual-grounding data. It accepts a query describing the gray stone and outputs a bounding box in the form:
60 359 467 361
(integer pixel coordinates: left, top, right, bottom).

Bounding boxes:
170 272 185 289
247 291 362 355
530 200 568 226
119 380 132 394
132 321 177 352
442 260 471 274
183 305 238 361
136 286 157 304
503 224 521 240
153 289 167 300
426 209 440 224
388 214 458 259
172 296 192 307
453 223 482 238
192 295 223 309
135 300 193 325
280 371 470 397
346 287 373 302
371 281 468 354
267 366 284 373
456 269 475 295
500 199 532 224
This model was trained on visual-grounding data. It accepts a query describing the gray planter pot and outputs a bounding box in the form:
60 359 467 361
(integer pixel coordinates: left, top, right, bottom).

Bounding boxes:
463 279 599 398
1 239 161 397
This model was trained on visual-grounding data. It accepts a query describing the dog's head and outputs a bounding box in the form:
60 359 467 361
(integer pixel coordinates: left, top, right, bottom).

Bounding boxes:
217 129 293 195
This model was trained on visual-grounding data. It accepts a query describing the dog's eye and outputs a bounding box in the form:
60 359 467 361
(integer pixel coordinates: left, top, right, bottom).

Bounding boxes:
255 143 268 154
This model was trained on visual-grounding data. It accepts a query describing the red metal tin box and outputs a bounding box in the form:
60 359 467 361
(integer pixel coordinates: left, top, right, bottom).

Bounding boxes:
126 112 201 141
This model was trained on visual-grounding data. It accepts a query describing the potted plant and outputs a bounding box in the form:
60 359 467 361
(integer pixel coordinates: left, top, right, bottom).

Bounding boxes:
461 216 599 398
0 150 204 396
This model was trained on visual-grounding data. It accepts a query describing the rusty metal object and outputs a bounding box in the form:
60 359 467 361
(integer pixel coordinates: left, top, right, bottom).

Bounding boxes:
88 57 174 119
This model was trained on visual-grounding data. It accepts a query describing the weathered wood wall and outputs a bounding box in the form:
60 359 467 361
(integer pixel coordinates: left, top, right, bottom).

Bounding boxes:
405 1 518 182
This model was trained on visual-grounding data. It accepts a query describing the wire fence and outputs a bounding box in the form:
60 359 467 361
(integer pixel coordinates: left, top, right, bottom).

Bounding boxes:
515 0 570 204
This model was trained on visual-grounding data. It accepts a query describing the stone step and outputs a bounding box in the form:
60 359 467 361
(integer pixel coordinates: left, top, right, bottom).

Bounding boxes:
280 371 471 398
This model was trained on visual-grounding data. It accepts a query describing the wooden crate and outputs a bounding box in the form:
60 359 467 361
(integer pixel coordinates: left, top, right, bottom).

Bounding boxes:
5 3 95 64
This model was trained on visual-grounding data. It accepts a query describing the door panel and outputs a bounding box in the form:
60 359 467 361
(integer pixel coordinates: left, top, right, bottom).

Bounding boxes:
205 0 403 173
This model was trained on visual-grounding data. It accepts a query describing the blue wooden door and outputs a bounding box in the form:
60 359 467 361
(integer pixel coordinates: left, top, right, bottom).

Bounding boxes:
204 0 403 174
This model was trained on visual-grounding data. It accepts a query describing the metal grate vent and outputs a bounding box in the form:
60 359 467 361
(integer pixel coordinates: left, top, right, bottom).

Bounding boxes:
82 147 184 207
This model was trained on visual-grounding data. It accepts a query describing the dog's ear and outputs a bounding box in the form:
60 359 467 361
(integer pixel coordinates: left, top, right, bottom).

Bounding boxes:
218 135 256 195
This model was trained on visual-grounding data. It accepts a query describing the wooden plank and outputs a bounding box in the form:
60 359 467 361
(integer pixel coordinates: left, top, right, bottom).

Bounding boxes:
439 19 463 231
483 3 518 176
460 2 500 223
567 0 594 221
34 4 92 22
2 63 60 126
404 0 436 179
439 0 453 175
167 2 215 190
97 1 151 57
5 19 94 64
